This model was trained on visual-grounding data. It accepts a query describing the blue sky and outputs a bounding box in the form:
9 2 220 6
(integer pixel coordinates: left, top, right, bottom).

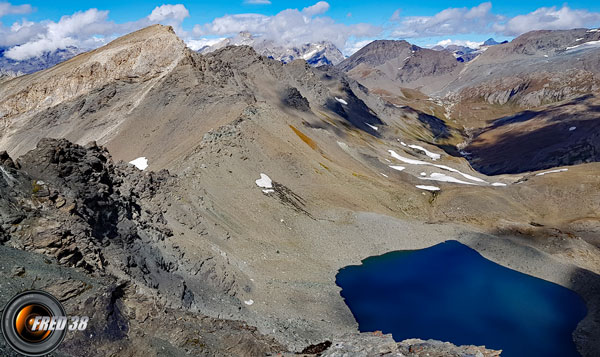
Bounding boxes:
1 1 600 59
4 1 600 24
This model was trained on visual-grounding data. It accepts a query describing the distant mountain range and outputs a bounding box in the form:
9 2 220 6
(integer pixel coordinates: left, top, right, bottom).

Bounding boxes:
430 38 508 62
197 32 345 66
0 46 83 75
0 32 345 76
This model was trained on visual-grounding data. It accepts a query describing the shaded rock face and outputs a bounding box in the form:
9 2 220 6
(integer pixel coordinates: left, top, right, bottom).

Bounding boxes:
282 87 310 111
465 95 600 175
324 79 384 135
17 138 171 243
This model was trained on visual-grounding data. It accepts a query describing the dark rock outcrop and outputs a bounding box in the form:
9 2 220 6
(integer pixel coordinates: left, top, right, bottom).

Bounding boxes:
282 87 310 111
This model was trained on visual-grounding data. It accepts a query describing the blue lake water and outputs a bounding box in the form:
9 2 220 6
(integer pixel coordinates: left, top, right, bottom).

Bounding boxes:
335 240 587 357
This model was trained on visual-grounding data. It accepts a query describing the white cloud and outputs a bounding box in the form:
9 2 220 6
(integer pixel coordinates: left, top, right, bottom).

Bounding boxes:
148 4 189 22
193 1 379 49
244 0 271 4
494 5 600 36
186 37 225 51
392 2 499 38
390 9 401 22
344 39 373 55
5 9 113 60
1 4 191 61
0 2 32 17
302 1 330 17
392 2 600 39
434 39 483 49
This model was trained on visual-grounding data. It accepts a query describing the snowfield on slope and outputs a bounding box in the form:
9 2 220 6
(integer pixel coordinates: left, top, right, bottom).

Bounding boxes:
255 173 275 193
408 144 441 160
420 173 476 185
536 169 568 176
335 97 348 105
416 185 440 191
388 150 486 183
129 157 148 170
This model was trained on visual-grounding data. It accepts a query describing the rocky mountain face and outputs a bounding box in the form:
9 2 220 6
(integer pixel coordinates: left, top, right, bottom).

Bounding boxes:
338 29 600 175
338 40 464 94
464 94 600 175
1 25 600 356
445 29 600 119
340 29 600 116
199 32 345 66
0 46 83 75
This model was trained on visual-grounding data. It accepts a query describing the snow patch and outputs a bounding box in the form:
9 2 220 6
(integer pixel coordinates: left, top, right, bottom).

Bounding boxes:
491 182 507 187
366 123 379 131
416 185 440 191
335 97 348 105
408 144 441 160
389 165 406 171
569 126 577 131
244 299 254 306
388 150 486 183
302 49 319 60
566 40 600 51
389 150 428 165
536 168 568 176
380 173 389 178
388 150 487 183
129 157 148 170
576 38 584 41
587 29 600 32
420 172 427 176
255 173 273 188
420 173 476 185
262 189 274 194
